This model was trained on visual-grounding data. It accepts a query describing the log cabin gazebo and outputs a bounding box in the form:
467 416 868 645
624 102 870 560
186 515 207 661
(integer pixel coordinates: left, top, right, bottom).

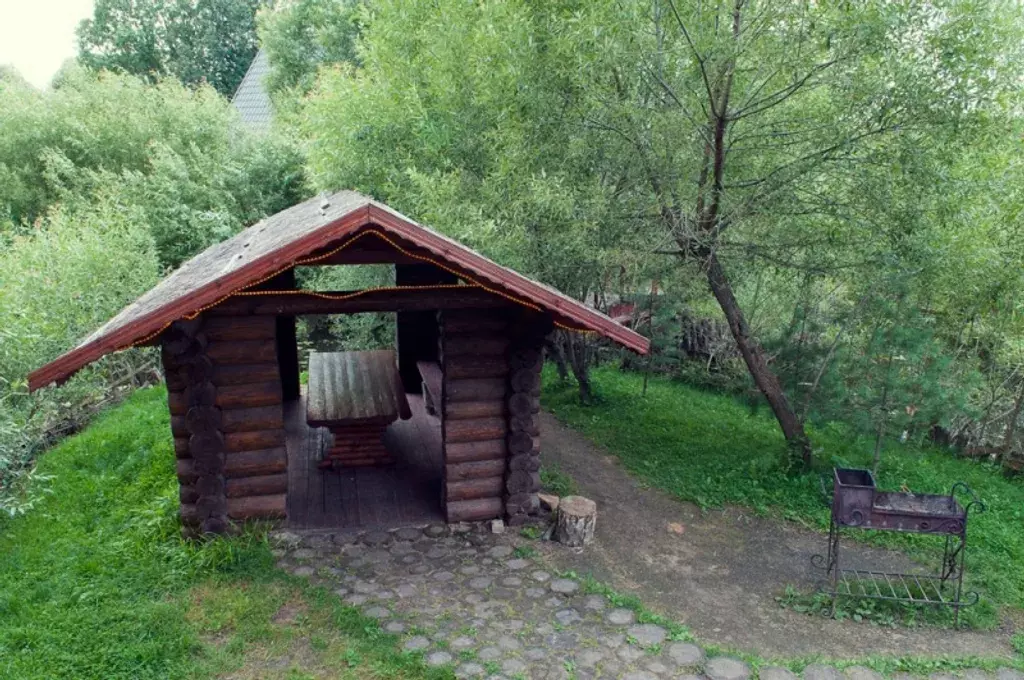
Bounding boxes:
29 191 649 535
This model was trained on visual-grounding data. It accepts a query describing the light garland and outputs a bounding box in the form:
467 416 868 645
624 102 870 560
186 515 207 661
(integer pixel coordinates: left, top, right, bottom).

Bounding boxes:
122 228 593 351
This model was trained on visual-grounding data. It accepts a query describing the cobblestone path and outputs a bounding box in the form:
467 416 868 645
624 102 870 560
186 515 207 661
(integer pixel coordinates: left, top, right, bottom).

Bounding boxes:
270 524 1023 680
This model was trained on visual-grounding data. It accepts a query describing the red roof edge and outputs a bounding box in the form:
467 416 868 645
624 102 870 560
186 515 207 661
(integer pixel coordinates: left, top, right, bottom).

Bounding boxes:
28 206 373 391
29 200 649 392
367 204 651 355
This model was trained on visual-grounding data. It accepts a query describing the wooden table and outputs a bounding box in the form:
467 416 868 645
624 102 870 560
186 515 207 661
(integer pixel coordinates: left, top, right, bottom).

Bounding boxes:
307 350 412 470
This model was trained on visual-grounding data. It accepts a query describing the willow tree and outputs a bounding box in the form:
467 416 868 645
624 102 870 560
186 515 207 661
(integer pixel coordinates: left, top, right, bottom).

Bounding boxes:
561 0 1022 466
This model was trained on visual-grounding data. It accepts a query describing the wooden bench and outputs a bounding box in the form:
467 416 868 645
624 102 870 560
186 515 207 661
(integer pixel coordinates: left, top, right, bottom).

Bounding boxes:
416 360 442 417
307 350 411 469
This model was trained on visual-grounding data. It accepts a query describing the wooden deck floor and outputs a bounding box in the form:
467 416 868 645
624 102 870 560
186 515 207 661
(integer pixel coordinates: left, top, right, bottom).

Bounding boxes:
285 392 444 529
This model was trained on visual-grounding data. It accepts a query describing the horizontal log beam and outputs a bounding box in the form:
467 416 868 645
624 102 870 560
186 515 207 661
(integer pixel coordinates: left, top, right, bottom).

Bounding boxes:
445 439 506 464
447 476 504 501
224 447 288 477
224 429 286 452
226 473 288 498
446 459 506 481
446 497 503 523
444 400 506 420
445 417 507 443
227 493 287 520
208 288 508 316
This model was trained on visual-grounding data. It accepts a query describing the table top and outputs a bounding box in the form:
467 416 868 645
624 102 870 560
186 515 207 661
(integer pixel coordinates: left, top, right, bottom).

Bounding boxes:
306 350 411 427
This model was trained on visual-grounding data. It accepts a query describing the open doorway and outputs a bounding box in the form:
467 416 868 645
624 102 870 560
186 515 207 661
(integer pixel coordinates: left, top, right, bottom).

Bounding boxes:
282 263 448 529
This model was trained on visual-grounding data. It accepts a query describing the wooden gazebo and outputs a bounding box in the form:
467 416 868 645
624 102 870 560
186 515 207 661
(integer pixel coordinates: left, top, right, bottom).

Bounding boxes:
29 191 649 535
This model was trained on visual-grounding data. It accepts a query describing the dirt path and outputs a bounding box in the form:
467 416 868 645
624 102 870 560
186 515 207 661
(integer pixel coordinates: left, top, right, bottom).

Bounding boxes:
537 411 1014 660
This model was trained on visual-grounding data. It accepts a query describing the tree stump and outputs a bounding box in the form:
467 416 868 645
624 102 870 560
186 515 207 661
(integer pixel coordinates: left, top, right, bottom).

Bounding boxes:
554 495 597 547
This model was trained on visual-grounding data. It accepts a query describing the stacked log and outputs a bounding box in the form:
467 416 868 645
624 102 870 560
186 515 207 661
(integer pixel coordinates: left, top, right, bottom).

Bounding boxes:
320 423 393 468
163 317 228 536
503 312 551 526
440 309 511 523
163 314 287 533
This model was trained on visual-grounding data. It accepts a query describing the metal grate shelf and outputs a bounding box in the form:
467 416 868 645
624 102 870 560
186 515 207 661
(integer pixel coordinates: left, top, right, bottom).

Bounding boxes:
812 469 985 625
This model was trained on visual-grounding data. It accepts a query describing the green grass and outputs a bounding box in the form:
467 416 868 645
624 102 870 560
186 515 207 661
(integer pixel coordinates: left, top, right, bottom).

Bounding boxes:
0 386 442 680
542 365 1024 629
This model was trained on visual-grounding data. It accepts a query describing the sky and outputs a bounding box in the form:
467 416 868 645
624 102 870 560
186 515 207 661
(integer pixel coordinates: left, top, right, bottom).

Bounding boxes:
0 0 96 88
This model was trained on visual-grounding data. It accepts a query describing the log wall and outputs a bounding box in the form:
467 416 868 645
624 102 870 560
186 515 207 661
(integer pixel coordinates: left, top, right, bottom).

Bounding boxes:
439 308 512 523
503 311 550 525
164 313 287 535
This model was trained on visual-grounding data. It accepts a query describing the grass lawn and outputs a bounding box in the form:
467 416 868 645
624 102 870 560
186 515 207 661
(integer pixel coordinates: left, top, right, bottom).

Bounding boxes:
542 365 1024 631
0 386 441 680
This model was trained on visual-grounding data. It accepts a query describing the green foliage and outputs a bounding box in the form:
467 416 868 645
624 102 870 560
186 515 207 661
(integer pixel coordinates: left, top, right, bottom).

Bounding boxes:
258 0 362 97
0 66 305 508
543 366 1024 625
0 66 234 228
77 0 267 96
539 464 578 498
0 388 445 679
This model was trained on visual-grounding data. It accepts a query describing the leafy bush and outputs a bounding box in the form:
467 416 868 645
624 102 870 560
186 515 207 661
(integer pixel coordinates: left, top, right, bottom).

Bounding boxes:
0 195 162 513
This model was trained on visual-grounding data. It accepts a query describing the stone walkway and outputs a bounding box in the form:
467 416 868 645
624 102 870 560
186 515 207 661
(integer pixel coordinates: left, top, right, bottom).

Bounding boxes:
270 524 1022 680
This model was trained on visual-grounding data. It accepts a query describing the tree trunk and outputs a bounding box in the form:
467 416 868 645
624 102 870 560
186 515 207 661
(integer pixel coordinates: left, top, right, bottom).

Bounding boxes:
1001 374 1024 471
545 334 570 381
564 331 593 402
704 251 811 468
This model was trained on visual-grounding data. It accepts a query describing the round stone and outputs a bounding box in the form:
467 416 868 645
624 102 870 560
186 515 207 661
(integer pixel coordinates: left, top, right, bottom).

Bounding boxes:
646 660 670 673
479 645 502 661
270 530 303 549
363 530 391 546
344 594 368 606
555 608 583 625
469 576 493 589
488 545 514 558
962 672 991 680
581 594 607 611
501 577 523 587
503 658 528 674
426 650 454 667
353 581 377 594
617 645 645 663
450 635 476 650
424 523 447 538
804 665 844 680
384 621 406 634
845 667 883 680
333 587 349 598
705 656 751 680
761 668 799 680
434 571 455 582
606 608 636 625
622 672 658 680
497 634 521 651
577 649 605 668
998 672 1024 680
394 527 423 541
362 605 390 619
292 548 317 561
374 590 395 601
460 565 482 575
525 587 546 598
667 641 704 666
506 558 530 570
550 578 579 595
396 584 418 598
455 662 485 677
530 570 551 582
524 648 548 661
403 635 431 651
627 623 667 647
291 565 315 577
426 547 448 559
364 549 391 563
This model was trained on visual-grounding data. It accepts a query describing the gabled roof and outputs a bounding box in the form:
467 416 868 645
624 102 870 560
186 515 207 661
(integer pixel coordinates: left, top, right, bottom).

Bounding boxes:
231 48 273 133
28 190 649 391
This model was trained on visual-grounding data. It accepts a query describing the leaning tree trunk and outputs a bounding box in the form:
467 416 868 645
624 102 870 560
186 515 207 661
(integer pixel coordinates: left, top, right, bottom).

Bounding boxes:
705 251 812 468
563 331 594 403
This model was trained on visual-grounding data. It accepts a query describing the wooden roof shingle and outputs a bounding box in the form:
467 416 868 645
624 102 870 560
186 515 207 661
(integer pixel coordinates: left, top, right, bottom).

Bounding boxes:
28 190 649 391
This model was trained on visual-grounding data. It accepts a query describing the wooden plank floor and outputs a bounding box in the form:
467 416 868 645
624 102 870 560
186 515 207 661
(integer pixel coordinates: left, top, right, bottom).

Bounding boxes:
285 391 444 529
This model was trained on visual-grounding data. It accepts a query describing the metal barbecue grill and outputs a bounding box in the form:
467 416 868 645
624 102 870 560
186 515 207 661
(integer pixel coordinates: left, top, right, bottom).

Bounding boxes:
812 468 985 624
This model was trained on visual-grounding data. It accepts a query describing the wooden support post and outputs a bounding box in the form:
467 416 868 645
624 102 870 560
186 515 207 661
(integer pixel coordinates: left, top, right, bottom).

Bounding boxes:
162 316 229 537
396 263 456 392
503 310 552 526
439 308 513 523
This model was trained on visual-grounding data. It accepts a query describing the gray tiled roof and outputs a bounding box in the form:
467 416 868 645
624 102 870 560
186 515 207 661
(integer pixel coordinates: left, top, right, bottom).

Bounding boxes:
232 48 273 132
